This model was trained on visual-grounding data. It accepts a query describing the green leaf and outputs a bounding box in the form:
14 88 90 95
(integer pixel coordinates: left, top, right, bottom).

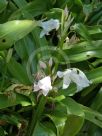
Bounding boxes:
91 88 102 111
0 114 21 127
0 20 37 50
0 93 31 109
0 126 6 136
87 67 102 83
7 58 31 85
62 115 84 136
32 122 56 136
62 97 85 117
0 0 8 13
46 111 67 136
81 105 102 128
54 40 102 63
72 23 91 41
83 4 93 16
10 0 53 20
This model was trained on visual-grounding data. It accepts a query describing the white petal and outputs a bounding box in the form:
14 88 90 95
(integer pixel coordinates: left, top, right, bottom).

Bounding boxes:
38 76 52 95
40 19 60 38
70 68 90 91
40 30 48 38
63 72 71 89
76 85 83 92
33 76 52 96
33 84 40 92
71 68 90 87
57 71 64 78
57 68 91 91
39 76 51 87
41 90 49 96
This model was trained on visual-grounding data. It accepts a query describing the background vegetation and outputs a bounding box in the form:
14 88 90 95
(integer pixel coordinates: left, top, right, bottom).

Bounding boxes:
0 0 102 136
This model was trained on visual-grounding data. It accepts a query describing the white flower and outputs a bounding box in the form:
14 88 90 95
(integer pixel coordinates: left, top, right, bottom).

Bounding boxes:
34 76 52 96
57 68 91 92
39 19 60 38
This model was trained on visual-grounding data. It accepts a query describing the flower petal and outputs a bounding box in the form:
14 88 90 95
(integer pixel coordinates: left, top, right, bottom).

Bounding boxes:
63 72 71 89
40 19 60 38
34 84 40 92
57 71 64 78
70 68 90 88
57 68 91 92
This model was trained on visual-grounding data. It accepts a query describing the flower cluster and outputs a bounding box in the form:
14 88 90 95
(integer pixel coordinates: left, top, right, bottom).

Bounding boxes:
33 19 91 96
33 68 91 96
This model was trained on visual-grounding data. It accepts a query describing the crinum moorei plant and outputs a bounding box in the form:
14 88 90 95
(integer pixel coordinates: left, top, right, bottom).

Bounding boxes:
33 19 91 96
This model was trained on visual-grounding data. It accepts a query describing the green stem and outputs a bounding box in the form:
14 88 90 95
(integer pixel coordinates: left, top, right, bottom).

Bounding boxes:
54 37 65 74
26 96 46 136
0 63 7 91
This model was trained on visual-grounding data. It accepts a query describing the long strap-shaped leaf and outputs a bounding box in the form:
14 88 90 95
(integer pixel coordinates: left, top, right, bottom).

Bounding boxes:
0 20 37 50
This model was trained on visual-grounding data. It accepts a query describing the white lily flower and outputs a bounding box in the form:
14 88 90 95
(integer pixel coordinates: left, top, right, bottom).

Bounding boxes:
34 76 52 96
57 68 91 92
40 19 60 38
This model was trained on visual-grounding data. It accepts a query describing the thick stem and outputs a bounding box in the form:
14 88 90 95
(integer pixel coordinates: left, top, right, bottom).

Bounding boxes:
26 96 46 136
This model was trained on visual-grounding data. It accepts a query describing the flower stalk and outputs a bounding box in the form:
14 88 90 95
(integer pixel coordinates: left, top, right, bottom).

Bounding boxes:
26 96 46 136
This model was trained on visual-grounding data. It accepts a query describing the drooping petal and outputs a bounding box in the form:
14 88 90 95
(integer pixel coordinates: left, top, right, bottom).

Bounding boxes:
41 89 50 96
40 19 60 38
39 76 52 89
63 69 71 89
57 71 64 78
33 76 52 96
57 68 91 92
33 84 40 92
70 68 90 91
63 74 71 89
40 30 49 38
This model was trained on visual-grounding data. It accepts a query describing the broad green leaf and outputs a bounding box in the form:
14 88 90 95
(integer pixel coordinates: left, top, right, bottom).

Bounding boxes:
50 40 102 64
46 111 67 136
45 8 63 20
15 35 37 74
0 0 8 13
0 93 31 109
72 23 91 40
62 97 85 117
81 105 102 128
7 58 31 85
87 67 102 83
91 88 102 111
10 0 53 20
32 122 56 136
62 115 84 136
0 20 37 50
46 97 84 136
